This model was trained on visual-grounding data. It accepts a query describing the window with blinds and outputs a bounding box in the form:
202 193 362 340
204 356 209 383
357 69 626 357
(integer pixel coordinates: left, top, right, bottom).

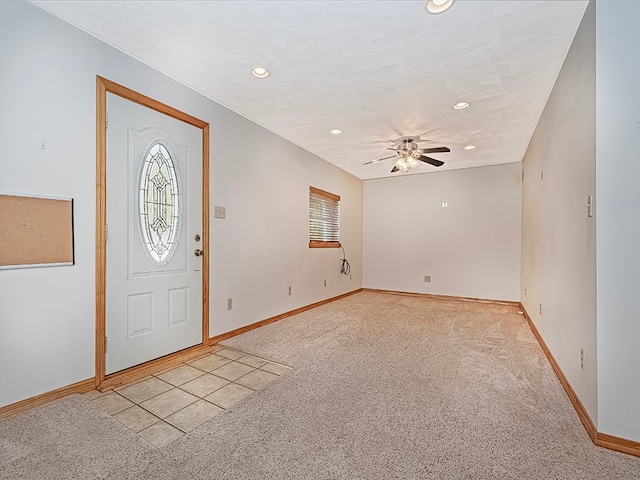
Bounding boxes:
309 186 341 248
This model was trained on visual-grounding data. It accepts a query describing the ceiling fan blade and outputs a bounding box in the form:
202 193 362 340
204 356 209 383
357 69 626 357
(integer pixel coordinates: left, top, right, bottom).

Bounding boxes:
419 155 444 167
386 147 399 152
363 155 397 166
391 166 400 173
419 147 450 154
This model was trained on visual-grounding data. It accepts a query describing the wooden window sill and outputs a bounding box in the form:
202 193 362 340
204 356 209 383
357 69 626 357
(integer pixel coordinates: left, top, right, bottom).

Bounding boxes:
309 241 341 249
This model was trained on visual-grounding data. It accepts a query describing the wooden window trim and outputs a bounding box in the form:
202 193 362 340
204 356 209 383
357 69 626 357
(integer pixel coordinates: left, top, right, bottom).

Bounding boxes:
309 241 342 249
309 186 340 202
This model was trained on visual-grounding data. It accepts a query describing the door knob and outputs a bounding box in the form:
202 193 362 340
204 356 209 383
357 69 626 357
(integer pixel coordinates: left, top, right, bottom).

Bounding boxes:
194 249 204 257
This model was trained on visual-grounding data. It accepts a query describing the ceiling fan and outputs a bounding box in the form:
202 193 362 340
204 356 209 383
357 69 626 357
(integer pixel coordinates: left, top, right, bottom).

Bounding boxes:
364 138 450 173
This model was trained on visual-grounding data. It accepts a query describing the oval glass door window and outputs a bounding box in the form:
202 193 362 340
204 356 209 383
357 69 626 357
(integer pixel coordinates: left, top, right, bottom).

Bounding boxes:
138 142 182 265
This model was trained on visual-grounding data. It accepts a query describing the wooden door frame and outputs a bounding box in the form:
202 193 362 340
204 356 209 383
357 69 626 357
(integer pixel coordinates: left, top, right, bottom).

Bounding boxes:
95 76 210 390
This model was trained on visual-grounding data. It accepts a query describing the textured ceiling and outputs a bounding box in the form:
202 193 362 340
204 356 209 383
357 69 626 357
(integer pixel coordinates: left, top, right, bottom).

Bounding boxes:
33 0 588 180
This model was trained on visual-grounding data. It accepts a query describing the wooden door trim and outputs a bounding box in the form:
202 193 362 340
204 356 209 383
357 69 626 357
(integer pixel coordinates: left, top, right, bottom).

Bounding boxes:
95 76 210 390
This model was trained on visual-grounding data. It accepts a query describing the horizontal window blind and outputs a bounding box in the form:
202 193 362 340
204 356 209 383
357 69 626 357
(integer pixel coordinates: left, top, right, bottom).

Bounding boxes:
309 187 340 244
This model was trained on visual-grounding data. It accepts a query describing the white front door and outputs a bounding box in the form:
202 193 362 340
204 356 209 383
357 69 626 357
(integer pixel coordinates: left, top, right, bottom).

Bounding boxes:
106 93 203 375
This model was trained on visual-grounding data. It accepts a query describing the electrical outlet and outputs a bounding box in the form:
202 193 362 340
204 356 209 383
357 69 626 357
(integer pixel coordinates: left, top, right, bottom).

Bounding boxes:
288 286 292 296
214 205 226 219
524 288 527 295
227 298 232 310
350 274 352 280
580 349 585 370
424 275 431 283
539 303 542 315
324 279 327 287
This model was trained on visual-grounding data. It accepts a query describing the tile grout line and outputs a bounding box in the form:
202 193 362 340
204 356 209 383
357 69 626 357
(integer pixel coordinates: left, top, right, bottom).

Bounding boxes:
218 347 293 369
109 384 195 436
115 371 251 433
154 367 264 431
115 378 174 404
110 391 173 432
92 349 291 448
118 407 164 437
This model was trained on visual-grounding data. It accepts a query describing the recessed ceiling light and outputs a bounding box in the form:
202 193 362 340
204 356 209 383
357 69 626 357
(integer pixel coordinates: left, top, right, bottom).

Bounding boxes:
330 129 343 135
426 0 455 15
453 102 470 110
464 145 476 150
251 66 270 79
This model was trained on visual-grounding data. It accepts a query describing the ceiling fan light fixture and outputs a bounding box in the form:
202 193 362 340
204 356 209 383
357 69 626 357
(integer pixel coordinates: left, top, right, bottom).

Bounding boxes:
394 159 408 172
364 137 448 172
453 101 470 110
251 66 270 79
395 156 419 172
426 0 455 15
330 129 343 135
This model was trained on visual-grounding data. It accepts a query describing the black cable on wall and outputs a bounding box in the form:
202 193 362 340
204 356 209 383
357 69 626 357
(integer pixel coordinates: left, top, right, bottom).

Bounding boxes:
340 244 350 276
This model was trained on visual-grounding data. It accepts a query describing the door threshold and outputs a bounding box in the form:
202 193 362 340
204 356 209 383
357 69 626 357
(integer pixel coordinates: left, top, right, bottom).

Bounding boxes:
98 344 212 392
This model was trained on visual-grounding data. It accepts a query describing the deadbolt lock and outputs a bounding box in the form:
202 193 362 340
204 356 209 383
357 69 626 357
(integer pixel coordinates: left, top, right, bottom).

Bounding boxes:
194 234 201 242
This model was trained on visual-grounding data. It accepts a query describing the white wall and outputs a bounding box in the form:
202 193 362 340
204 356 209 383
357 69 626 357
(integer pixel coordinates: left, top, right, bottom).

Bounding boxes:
520 2 597 423
363 164 521 301
0 0 362 408
596 0 640 442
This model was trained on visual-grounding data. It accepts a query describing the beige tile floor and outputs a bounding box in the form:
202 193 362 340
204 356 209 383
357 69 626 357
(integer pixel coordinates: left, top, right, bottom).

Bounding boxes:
84 347 290 448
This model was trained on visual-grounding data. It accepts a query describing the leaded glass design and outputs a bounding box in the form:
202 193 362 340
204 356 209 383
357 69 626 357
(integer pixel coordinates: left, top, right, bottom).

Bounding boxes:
138 142 182 265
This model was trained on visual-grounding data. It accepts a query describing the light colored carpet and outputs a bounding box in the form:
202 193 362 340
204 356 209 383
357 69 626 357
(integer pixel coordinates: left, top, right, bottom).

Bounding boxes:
2 291 640 479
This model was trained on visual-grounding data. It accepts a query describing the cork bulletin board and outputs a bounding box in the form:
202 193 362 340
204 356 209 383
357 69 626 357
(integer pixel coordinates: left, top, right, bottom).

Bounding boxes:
0 194 74 269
